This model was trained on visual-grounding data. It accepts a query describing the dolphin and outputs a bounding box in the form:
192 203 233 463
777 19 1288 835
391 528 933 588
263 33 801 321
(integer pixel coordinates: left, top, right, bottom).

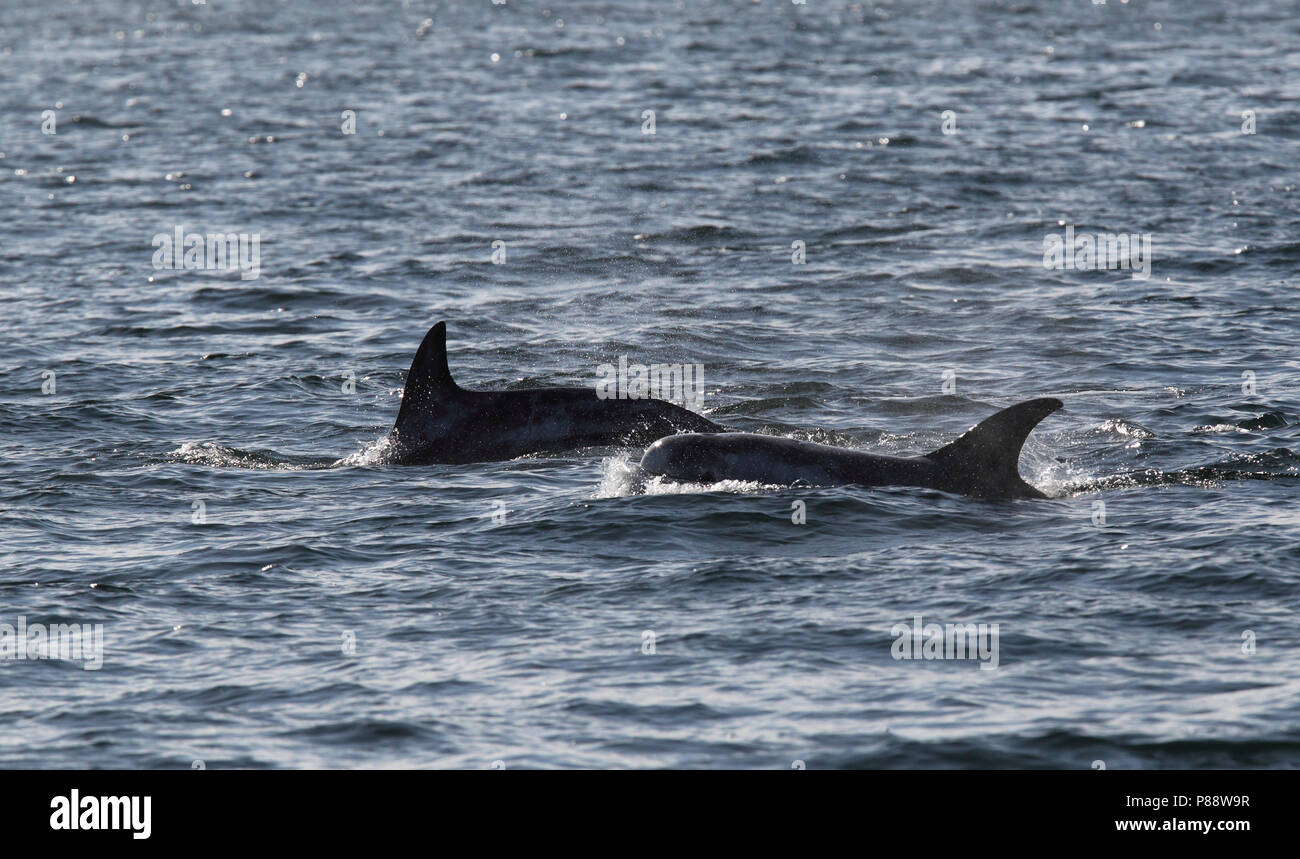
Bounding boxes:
639 398 1063 499
384 321 725 464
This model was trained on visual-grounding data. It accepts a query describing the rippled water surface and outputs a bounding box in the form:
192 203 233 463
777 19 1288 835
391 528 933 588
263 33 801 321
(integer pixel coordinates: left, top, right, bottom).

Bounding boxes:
2 0 1299 768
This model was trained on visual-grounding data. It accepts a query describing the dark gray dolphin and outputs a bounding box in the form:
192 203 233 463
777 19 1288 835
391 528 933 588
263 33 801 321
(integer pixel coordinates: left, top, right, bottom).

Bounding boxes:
639 398 1064 499
385 321 724 464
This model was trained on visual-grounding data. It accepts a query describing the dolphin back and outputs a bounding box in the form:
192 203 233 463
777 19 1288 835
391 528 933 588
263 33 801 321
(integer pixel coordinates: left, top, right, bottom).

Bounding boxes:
386 320 726 464
924 398 1063 498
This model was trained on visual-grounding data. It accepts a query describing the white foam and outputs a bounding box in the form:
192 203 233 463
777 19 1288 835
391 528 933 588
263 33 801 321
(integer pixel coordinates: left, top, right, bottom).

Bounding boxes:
595 453 778 498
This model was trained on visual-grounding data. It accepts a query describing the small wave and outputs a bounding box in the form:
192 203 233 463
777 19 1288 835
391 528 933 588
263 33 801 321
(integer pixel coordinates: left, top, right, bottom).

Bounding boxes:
1226 411 1288 431
1063 449 1300 493
167 442 283 469
63 115 136 129
632 224 752 244
1191 423 1249 434
166 442 333 470
742 145 824 165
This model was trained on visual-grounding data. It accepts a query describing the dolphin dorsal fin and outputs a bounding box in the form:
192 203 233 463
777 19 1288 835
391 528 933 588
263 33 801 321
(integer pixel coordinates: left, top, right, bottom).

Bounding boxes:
394 321 461 430
925 398 1063 498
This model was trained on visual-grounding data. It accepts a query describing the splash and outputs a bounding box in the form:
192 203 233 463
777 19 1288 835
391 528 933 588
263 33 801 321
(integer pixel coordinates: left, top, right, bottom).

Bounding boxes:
1022 447 1091 498
333 435 396 468
1086 419 1156 439
595 453 801 499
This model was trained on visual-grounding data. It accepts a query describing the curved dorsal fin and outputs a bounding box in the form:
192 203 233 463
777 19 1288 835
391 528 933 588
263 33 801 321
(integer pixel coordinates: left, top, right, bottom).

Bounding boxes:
394 321 461 431
926 398 1063 498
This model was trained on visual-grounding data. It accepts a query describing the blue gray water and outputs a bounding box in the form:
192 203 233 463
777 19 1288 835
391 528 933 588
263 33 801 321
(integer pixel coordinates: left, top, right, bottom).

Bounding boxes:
2 0 1298 768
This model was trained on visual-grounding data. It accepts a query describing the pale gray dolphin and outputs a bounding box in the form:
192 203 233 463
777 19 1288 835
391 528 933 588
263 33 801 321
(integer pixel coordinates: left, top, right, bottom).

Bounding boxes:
639 398 1063 499
385 321 724 464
